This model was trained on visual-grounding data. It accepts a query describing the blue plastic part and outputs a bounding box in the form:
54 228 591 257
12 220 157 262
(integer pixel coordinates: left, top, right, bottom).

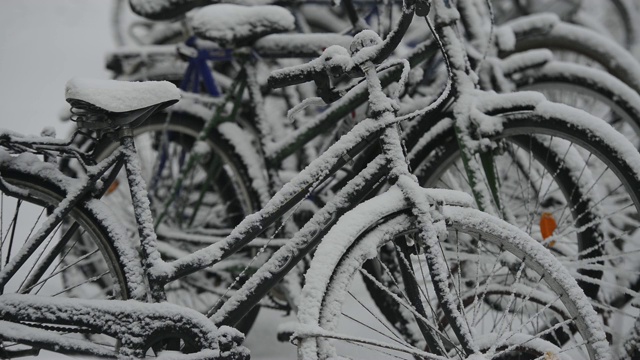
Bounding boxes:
179 36 234 97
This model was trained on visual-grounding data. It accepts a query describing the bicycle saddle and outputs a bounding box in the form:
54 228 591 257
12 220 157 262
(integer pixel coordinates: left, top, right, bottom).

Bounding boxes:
130 0 208 21
65 78 180 130
189 4 295 48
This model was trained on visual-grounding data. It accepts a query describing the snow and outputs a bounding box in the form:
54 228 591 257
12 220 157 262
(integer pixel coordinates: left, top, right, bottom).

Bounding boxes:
65 78 180 113
0 148 147 301
189 4 296 47
494 26 516 51
129 0 205 20
217 122 271 207
499 49 553 76
503 13 560 38
297 184 610 359
506 13 640 94
0 293 250 358
535 100 640 181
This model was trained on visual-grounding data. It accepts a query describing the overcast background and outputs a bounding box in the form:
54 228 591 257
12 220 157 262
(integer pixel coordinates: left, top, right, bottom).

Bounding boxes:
0 0 111 136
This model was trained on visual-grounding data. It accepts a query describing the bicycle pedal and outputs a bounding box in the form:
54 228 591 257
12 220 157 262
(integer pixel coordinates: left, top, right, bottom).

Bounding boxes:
277 330 294 342
277 321 299 343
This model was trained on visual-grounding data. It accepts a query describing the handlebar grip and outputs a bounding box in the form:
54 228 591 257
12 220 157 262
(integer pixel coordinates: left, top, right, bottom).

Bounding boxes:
267 60 322 88
267 61 342 103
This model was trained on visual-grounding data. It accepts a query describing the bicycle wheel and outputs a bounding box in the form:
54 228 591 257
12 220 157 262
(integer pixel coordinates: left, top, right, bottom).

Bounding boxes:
93 111 260 231
90 110 264 332
296 189 609 360
511 61 640 148
573 0 639 52
505 18 640 93
492 0 638 51
412 108 640 342
0 161 134 357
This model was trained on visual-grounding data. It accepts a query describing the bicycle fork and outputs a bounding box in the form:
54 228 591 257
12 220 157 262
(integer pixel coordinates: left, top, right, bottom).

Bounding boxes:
361 56 479 356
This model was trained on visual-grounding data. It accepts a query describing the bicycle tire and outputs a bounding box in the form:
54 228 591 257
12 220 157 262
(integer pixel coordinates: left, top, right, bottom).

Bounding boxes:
572 0 639 52
92 110 261 223
0 159 135 356
412 108 640 342
296 188 609 360
492 0 638 51
511 60 640 148
504 17 640 93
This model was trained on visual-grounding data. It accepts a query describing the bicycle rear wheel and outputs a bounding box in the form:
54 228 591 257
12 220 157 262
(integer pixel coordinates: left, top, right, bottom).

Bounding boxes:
296 191 609 359
90 110 263 332
0 159 133 357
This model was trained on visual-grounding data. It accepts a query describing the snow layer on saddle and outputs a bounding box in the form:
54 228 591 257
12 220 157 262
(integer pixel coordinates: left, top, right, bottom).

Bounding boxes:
129 0 200 19
189 4 295 46
65 78 180 113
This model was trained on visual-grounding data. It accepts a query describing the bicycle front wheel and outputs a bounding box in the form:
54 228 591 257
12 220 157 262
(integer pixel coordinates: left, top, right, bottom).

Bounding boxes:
296 190 609 360
413 107 640 342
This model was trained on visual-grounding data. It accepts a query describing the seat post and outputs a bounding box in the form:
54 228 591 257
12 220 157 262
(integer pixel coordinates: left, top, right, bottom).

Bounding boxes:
118 127 168 302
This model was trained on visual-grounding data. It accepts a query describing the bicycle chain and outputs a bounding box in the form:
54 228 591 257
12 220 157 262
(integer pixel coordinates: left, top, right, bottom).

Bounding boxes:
19 321 98 335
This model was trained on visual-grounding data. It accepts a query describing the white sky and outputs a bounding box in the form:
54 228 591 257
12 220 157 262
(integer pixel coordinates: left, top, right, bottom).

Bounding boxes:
0 0 112 137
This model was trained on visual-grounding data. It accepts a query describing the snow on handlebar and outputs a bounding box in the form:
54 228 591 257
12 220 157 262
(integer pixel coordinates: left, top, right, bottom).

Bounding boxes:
267 0 428 97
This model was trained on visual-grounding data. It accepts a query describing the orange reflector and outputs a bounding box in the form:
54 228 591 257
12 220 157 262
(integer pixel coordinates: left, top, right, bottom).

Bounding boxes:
106 179 120 195
540 212 557 247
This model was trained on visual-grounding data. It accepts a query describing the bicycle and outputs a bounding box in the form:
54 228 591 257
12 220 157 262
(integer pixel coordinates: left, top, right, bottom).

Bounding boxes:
0 0 618 358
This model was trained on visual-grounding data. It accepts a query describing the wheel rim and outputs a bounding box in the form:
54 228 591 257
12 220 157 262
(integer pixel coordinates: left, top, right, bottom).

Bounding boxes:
307 209 608 360
0 171 129 355
415 115 640 346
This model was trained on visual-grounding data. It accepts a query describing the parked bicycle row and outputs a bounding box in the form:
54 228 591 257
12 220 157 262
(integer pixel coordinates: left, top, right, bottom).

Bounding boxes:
2 0 640 359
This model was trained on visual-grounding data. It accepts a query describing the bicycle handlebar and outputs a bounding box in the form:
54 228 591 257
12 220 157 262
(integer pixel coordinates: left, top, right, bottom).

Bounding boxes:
267 0 427 98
